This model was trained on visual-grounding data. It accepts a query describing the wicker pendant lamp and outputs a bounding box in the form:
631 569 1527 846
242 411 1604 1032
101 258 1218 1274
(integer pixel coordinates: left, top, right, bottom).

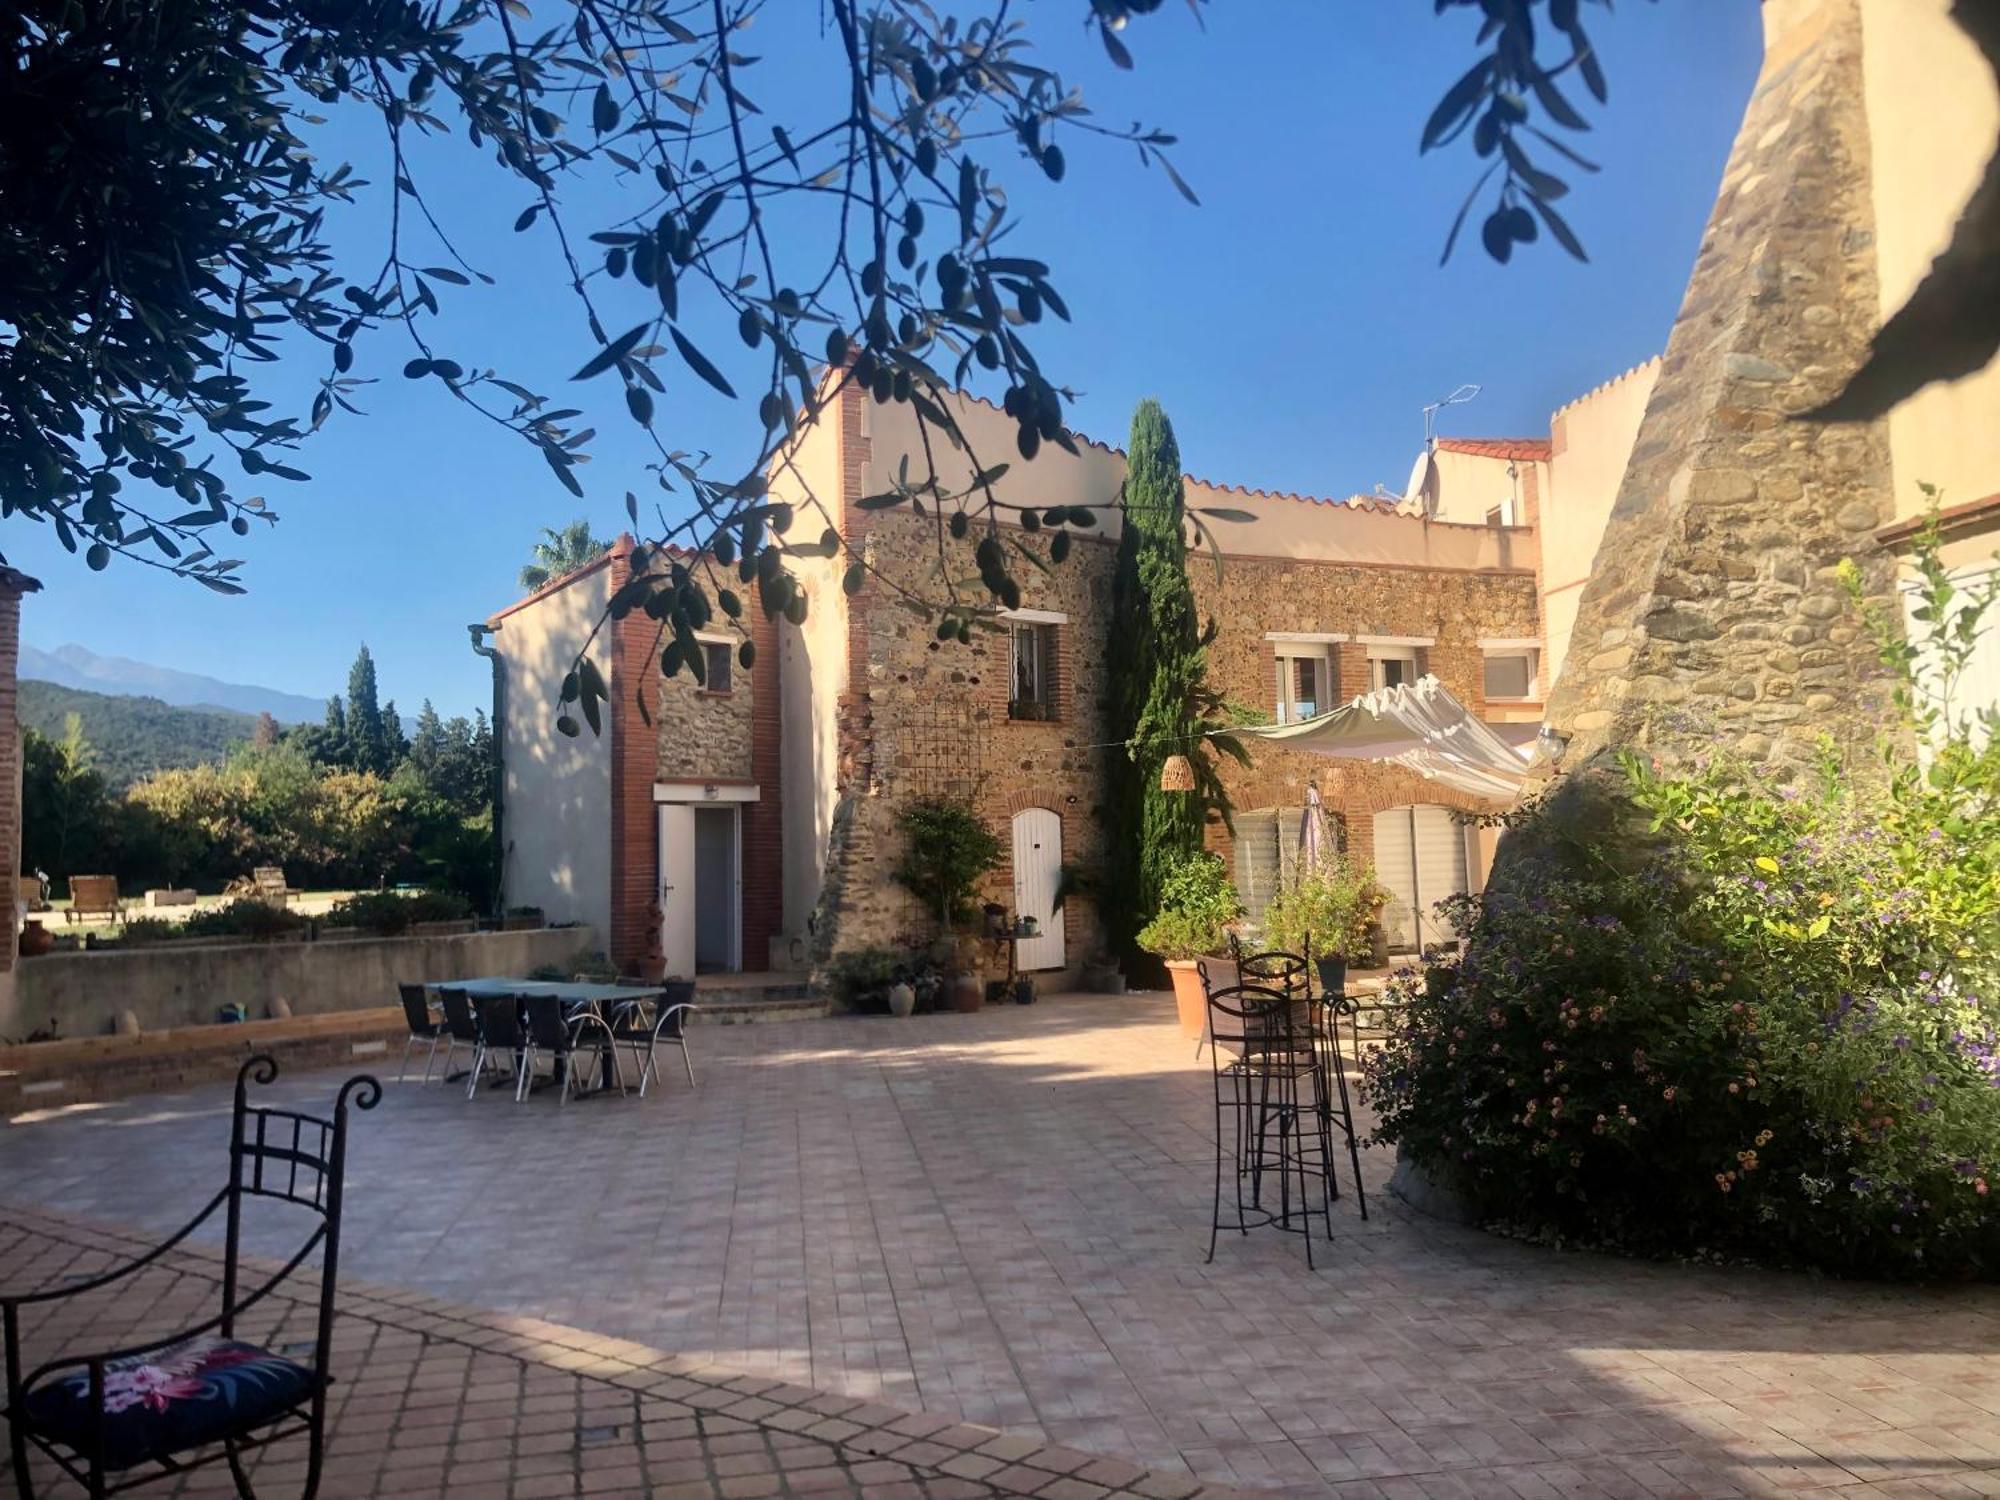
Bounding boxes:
1158 753 1196 792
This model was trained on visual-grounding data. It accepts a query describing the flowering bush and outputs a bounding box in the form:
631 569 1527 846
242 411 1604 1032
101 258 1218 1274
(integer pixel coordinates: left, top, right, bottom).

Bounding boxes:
1366 507 2000 1278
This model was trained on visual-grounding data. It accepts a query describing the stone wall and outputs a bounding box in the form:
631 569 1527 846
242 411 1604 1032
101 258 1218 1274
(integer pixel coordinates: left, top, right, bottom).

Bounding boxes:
812 491 1543 968
1190 556 1540 875
6 924 594 1039
815 510 1116 976
1542 0 1904 771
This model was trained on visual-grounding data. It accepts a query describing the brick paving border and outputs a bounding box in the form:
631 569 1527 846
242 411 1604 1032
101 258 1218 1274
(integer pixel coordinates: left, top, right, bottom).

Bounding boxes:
0 1202 1238 1500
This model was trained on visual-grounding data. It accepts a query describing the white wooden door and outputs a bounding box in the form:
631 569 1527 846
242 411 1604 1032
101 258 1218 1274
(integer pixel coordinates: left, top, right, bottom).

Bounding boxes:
1374 805 1470 953
657 803 697 978
1010 807 1066 970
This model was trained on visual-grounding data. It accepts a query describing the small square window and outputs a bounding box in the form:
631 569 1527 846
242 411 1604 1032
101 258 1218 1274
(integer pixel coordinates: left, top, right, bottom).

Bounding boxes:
1275 651 1325 723
1483 649 1537 700
702 640 733 693
1370 653 1416 691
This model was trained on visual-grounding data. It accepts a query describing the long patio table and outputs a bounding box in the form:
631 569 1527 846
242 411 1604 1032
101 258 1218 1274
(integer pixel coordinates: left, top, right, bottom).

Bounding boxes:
429 977 666 1093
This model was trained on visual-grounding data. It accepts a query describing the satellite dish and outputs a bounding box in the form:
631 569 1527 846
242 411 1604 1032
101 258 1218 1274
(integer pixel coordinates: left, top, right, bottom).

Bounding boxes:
1400 449 1439 515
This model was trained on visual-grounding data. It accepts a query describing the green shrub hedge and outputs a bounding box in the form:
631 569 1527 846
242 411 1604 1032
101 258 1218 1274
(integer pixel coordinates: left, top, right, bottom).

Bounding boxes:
323 889 473 936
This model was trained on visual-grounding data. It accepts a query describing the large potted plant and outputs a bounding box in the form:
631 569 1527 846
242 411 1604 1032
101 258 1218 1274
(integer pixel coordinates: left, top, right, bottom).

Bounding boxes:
892 797 1003 1013
1260 858 1390 997
1136 852 1244 1040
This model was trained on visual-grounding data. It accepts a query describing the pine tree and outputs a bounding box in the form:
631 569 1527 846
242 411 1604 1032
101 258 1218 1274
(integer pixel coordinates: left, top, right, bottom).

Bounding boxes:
380 698 409 764
409 699 446 772
1103 399 1242 968
252 711 281 747
345 644 387 774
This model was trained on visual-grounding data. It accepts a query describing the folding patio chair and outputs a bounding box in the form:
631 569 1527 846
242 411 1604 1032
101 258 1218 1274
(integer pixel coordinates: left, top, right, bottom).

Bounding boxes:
394 984 446 1085
607 981 698 1096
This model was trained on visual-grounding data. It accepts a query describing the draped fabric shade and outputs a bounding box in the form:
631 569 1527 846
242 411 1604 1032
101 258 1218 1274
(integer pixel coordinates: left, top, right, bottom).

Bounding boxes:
1237 675 1538 801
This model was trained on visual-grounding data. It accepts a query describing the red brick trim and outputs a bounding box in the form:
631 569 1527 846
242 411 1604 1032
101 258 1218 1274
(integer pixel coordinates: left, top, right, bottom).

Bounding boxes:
1000 789 1063 817
607 538 660 977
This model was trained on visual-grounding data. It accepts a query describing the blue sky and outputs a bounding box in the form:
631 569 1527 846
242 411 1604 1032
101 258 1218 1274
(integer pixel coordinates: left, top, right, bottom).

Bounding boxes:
7 2 1762 720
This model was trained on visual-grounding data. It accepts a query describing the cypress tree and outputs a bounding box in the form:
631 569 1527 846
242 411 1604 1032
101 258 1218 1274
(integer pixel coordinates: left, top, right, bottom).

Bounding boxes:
345 644 387 774
1104 399 1240 970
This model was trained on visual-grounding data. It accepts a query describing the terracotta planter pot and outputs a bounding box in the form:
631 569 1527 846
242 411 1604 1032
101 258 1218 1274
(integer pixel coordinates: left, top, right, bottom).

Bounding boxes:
18 919 52 958
948 972 983 1013
1166 957 1236 1040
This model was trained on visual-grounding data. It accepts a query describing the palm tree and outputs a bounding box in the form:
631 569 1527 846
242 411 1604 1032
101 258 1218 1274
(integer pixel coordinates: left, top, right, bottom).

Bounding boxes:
517 519 611 592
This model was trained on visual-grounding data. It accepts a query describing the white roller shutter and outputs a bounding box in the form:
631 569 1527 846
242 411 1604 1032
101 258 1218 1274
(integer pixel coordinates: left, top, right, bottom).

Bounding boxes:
1374 805 1470 953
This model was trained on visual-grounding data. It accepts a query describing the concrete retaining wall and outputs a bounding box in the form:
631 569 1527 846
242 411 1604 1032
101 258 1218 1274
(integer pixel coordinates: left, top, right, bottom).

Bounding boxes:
5 925 598 1039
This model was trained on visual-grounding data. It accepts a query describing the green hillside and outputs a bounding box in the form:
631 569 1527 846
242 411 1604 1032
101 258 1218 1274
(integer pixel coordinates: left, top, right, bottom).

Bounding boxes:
19 680 259 789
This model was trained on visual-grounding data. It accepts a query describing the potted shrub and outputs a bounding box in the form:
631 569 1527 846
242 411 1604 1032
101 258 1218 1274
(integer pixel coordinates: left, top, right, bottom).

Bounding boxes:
893 797 1002 1013
824 946 901 1013
1136 853 1244 1041
1260 859 1390 998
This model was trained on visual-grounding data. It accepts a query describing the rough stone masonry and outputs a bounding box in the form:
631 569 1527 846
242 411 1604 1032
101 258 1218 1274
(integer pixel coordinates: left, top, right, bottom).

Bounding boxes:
1542 0 1905 774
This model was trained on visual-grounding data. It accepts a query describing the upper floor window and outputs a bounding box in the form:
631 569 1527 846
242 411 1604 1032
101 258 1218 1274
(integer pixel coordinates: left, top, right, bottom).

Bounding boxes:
1359 636 1429 693
1004 609 1065 721
1267 634 1342 724
1370 651 1417 691
1276 652 1325 723
1478 638 1542 702
701 638 734 694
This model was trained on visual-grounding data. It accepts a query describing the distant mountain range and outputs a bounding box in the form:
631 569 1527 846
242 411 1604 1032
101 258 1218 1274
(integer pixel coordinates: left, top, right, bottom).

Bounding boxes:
20 643 325 724
19 681 261 789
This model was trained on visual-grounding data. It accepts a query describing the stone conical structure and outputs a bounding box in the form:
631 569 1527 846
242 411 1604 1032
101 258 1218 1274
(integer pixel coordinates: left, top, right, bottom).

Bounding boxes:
1542 0 1903 772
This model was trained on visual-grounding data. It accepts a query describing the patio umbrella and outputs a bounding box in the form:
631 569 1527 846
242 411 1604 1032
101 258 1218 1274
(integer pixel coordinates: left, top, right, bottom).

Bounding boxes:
1298 781 1331 878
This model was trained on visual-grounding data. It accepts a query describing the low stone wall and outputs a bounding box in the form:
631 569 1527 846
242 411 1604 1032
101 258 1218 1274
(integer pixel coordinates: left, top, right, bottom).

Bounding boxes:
0 1008 409 1119
4 925 597 1039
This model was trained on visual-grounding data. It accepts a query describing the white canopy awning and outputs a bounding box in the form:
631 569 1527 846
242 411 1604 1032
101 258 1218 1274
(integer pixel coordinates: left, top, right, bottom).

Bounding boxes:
1238 674 1539 800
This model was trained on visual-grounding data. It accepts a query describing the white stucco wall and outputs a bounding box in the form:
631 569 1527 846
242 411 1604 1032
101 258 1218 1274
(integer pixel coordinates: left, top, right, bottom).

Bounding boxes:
1429 449 1546 530
770 413 849 949
1542 359 1662 682
491 565 614 942
1860 0 2000 521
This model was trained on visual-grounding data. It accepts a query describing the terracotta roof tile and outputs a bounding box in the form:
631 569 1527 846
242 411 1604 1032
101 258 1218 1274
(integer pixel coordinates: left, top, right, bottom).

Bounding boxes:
1434 437 1552 462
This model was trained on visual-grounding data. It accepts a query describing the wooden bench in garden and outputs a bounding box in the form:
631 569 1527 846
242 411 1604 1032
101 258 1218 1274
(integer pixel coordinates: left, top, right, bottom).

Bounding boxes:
64 874 123 924
16 875 44 914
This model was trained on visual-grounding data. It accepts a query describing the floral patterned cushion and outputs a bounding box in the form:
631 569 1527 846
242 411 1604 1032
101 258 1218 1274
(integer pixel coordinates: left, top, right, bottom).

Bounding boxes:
22 1335 317 1471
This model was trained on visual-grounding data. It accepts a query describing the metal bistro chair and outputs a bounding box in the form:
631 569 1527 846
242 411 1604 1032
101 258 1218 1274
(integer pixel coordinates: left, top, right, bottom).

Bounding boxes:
1313 953 1370 1221
1204 981 1335 1268
2 1056 380 1500
607 981 698 1096
1232 938 1370 1223
434 987 481 1085
469 994 530 1101
523 995 620 1106
394 984 446 1085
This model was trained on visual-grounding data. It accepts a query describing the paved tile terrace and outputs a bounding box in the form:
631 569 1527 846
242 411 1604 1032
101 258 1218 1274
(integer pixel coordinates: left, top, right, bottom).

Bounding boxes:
0 1204 1224 1499
3 994 2000 1497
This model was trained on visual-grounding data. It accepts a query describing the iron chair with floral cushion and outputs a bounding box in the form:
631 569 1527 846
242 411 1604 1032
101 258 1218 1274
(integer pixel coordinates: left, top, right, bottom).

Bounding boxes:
1 1056 380 1499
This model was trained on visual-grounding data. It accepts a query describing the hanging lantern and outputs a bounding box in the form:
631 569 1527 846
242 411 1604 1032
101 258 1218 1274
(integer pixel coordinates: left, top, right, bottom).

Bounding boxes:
1158 753 1196 793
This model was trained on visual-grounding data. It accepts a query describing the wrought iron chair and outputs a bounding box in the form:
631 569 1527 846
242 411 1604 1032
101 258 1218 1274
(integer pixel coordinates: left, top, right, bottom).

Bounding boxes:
1234 937 1370 1223
394 983 445 1085
1313 955 1370 1221
434 987 481 1085
606 981 698 1096
1 1056 380 1499
522 995 620 1105
1203 981 1334 1268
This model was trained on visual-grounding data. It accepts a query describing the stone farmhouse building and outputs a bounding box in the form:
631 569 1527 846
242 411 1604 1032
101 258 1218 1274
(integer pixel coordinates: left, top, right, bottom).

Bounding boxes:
484 364 1651 983
481 0 1997 991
